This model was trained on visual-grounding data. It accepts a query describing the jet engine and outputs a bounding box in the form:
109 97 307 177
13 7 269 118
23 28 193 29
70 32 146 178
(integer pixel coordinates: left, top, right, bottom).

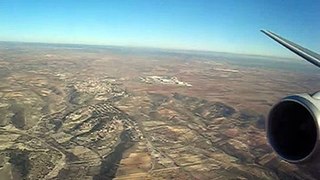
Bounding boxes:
267 93 320 163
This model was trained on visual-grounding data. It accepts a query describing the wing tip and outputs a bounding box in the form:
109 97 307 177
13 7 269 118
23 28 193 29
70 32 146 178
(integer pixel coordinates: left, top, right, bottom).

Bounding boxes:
260 29 320 68
261 29 273 36
260 29 266 33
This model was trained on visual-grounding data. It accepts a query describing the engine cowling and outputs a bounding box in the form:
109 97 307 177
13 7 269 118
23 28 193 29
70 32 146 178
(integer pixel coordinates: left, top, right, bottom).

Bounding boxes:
267 93 320 163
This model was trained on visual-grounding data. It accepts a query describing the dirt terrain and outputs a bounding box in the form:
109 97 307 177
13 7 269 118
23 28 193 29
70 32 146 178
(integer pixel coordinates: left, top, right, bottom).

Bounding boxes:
0 42 320 179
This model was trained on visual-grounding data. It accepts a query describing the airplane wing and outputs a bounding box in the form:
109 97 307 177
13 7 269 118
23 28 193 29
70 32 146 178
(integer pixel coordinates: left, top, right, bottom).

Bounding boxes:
261 30 320 68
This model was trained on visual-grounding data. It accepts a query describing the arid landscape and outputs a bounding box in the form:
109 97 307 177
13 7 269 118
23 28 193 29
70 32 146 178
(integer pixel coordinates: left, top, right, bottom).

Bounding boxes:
1 42 320 179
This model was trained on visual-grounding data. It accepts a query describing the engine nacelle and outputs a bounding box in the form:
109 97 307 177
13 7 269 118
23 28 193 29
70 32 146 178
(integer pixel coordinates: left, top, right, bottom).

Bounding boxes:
267 93 320 163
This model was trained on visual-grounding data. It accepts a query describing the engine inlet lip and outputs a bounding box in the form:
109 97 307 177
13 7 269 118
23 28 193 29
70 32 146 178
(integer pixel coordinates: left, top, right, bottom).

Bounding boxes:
267 95 320 163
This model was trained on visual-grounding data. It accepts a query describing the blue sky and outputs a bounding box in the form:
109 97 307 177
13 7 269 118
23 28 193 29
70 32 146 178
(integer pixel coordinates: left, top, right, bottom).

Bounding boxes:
0 0 319 57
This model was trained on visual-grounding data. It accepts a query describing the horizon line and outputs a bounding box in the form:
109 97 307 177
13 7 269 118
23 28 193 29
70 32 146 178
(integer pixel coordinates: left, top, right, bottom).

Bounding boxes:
0 39 298 60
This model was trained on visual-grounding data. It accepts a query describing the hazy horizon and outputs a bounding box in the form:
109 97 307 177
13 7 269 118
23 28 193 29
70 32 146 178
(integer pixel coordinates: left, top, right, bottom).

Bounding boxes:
2 40 318 74
0 39 304 59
